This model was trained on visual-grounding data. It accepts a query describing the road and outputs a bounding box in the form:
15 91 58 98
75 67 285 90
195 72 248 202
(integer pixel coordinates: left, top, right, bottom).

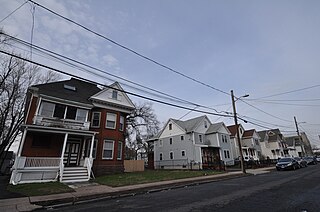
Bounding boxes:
45 165 320 212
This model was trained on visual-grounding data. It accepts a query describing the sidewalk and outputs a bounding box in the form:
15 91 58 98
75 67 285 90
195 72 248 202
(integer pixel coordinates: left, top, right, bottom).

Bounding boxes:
0 167 275 212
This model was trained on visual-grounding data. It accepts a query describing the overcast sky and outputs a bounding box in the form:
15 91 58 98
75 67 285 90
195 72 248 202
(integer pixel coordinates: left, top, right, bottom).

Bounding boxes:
1 0 320 146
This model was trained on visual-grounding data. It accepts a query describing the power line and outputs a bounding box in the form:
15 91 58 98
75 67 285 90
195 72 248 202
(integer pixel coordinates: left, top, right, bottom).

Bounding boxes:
27 0 230 97
239 99 292 123
0 49 235 119
254 84 320 99
246 100 320 107
0 1 28 23
1 32 230 115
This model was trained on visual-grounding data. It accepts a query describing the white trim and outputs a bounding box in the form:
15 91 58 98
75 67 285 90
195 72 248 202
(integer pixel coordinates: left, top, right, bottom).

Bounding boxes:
159 152 163 161
91 111 101 128
117 141 123 160
39 94 93 109
102 140 114 160
169 151 174 160
106 113 117 129
181 150 186 157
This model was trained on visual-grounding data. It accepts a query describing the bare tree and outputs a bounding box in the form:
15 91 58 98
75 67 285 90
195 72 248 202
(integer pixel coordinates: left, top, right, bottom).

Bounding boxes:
125 102 160 160
0 32 61 171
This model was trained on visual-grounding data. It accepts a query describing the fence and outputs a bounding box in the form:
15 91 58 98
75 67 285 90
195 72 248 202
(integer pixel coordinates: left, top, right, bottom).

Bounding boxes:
124 160 145 172
155 159 225 171
233 159 277 169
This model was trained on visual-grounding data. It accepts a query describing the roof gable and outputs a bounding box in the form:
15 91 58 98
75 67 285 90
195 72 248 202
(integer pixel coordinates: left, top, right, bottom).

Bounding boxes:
206 122 230 135
172 115 210 133
90 82 135 111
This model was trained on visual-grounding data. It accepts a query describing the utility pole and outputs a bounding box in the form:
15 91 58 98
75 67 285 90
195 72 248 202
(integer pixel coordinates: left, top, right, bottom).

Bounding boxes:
294 116 305 156
231 90 246 174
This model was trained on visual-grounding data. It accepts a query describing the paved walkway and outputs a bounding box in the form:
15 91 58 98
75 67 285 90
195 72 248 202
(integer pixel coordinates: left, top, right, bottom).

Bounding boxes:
0 167 275 211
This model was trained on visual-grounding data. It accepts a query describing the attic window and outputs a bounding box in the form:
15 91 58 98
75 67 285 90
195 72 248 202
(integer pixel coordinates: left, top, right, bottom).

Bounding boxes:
64 84 76 91
112 90 118 99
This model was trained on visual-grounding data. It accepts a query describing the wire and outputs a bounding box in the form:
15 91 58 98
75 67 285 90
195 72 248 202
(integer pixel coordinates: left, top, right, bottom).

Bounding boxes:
0 1 28 23
27 0 231 97
0 49 235 119
245 100 320 107
29 2 36 60
254 84 320 99
239 99 292 123
1 32 231 116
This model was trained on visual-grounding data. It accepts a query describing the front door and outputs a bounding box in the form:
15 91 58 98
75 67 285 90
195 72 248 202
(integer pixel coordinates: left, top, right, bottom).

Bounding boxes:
64 139 81 166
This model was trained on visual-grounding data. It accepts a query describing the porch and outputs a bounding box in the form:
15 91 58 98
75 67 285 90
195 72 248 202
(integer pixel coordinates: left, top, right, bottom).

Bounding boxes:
10 125 97 185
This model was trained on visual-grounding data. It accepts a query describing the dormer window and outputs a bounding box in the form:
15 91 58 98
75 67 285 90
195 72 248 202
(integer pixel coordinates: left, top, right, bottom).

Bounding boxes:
169 123 172 130
63 84 76 91
204 121 208 128
112 90 118 100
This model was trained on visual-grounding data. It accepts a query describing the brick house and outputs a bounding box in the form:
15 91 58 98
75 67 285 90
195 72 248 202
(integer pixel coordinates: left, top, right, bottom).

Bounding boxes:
10 78 135 184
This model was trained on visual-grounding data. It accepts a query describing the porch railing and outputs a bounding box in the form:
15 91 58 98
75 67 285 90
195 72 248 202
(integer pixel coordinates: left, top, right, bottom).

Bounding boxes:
25 157 60 167
33 115 90 130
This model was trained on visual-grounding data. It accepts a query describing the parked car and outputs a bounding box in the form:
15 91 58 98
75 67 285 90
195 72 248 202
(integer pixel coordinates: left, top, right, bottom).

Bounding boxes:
304 156 317 165
294 157 308 168
316 156 320 162
276 157 300 171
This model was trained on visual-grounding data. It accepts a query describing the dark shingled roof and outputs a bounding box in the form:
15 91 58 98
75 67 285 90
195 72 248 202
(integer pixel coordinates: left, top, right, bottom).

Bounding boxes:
32 78 101 105
243 129 255 138
172 116 206 133
227 125 239 137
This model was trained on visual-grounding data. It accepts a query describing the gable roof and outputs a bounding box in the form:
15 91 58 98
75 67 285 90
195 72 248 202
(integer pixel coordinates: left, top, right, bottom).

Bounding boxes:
206 122 230 134
171 115 207 133
90 81 135 110
257 129 283 142
227 124 242 137
243 129 255 138
32 78 101 105
285 136 302 146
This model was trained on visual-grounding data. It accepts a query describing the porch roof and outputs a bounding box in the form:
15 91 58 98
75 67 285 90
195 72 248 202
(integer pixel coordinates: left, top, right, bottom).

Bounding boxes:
22 124 98 136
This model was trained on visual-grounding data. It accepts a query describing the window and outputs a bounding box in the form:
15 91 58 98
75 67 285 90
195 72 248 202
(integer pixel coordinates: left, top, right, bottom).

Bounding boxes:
181 136 184 141
91 112 101 127
39 101 55 117
224 150 230 159
119 116 124 131
76 108 87 121
102 140 114 159
160 153 163 161
222 135 228 143
170 151 174 160
169 123 172 130
112 90 118 100
169 138 173 145
181 150 186 157
199 134 203 143
204 121 208 128
32 134 51 148
159 140 163 147
117 141 123 160
106 113 117 129
53 103 66 118
66 106 77 119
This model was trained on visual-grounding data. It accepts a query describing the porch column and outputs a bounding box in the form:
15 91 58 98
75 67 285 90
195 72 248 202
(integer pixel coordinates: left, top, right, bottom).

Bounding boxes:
17 128 28 157
61 133 69 160
89 134 95 159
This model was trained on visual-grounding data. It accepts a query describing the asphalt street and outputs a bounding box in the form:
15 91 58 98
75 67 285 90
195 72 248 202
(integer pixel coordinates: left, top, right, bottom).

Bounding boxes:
44 165 320 212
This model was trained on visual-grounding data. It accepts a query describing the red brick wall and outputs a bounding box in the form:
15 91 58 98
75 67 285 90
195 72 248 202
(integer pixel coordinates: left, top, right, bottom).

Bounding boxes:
26 95 38 125
21 132 64 157
90 108 128 176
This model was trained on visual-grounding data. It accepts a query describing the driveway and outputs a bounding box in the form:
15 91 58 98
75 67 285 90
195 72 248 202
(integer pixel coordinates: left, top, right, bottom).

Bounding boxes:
0 175 25 199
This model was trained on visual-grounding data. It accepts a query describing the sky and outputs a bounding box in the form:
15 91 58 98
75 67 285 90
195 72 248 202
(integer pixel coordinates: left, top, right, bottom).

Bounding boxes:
1 0 320 147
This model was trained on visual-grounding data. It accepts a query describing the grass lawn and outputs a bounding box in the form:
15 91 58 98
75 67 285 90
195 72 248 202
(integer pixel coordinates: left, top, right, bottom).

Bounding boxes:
7 181 74 197
94 170 223 187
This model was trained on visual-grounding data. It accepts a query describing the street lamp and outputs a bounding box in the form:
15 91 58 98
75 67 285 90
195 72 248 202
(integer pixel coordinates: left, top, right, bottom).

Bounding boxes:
231 90 249 174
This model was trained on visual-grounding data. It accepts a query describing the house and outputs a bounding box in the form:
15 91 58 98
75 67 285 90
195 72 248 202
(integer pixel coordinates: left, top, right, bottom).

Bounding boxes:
258 129 286 159
10 78 135 184
284 135 305 157
152 115 234 170
241 129 262 161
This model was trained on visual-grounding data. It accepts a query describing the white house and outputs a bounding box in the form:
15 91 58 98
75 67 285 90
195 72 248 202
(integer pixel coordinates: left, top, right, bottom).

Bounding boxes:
258 129 286 159
152 116 234 170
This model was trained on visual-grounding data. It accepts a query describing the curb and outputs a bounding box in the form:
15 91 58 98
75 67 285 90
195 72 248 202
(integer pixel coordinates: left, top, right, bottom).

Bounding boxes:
36 173 248 209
